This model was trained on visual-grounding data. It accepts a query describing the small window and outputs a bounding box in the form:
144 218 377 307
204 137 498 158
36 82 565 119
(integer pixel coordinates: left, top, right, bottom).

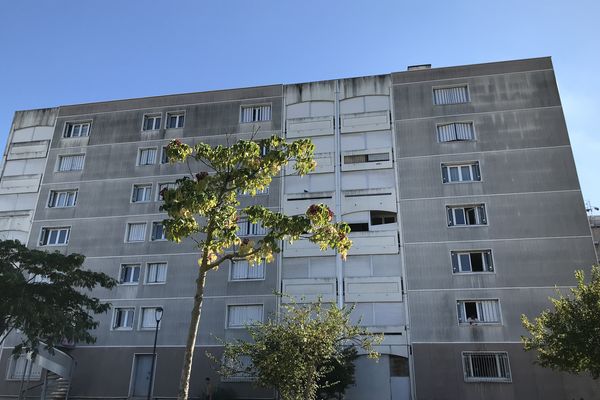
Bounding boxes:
151 222 167 241
447 205 487 226
7 355 42 380
64 122 91 138
241 105 271 123
138 148 157 165
347 223 369 232
222 355 255 382
39 227 70 246
126 223 147 242
166 112 185 129
140 307 163 329
231 260 265 281
143 114 161 131
147 262 167 284
238 220 267 236
160 146 169 164
131 184 152 203
58 154 85 172
437 122 475 142
227 305 263 328
48 190 78 208
113 308 135 330
158 182 177 201
463 352 511 382
370 211 397 226
344 152 390 164
442 162 481 183
119 264 141 284
433 85 469 105
457 300 501 324
452 251 494 273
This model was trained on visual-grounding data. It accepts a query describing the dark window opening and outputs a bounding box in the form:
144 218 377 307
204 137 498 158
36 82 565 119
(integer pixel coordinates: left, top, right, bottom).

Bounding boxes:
464 302 478 320
470 253 484 272
370 211 397 226
347 223 369 232
389 355 409 377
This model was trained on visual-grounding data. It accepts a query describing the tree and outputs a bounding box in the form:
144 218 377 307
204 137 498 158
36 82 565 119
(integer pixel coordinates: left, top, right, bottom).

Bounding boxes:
316 346 358 400
215 299 381 400
0 239 117 354
521 265 600 378
162 136 352 400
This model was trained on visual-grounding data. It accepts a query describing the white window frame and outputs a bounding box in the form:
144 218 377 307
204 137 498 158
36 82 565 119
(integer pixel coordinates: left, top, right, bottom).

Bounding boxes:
447 204 487 227
112 307 135 330
119 264 141 285
160 146 169 164
125 222 147 243
237 220 267 236
57 154 85 172
137 148 158 166
145 262 168 285
47 189 78 208
131 184 153 203
433 84 470 105
226 304 264 329
6 355 42 381
142 113 162 131
166 111 185 129
451 250 494 274
229 259 266 281
462 351 511 383
442 161 481 183
457 299 502 325
39 227 70 246
63 121 91 138
139 307 163 330
157 182 177 201
240 104 272 123
151 221 167 241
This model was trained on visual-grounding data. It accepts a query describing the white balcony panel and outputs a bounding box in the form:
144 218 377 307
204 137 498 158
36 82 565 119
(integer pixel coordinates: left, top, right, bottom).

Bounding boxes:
341 169 396 191
281 278 337 303
283 192 335 216
11 126 54 143
284 239 335 258
342 188 396 214
341 147 393 172
0 211 31 235
287 101 334 119
7 141 49 160
286 152 334 175
345 276 403 302
340 111 390 133
348 231 398 255
287 116 334 138
340 95 390 114
0 175 42 194
285 173 335 194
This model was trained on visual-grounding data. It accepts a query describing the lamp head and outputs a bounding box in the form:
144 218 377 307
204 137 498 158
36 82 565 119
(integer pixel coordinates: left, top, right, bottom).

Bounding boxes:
155 307 164 323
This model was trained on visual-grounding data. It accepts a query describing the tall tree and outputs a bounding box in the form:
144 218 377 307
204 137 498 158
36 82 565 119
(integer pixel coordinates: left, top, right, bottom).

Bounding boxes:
215 299 380 400
0 239 116 354
521 265 600 378
162 136 352 400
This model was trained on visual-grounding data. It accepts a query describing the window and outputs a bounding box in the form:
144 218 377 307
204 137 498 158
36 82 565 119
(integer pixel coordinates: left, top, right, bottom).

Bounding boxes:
138 148 157 165
437 122 475 142
7 355 42 380
143 114 161 131
132 184 152 203
447 205 487 226
347 223 369 232
370 211 397 226
113 308 135 330
238 220 267 236
140 307 163 329
241 105 271 123
433 85 469 105
119 264 141 284
158 182 177 200
161 146 169 164
462 352 511 382
231 260 265 281
442 162 481 183
48 190 78 208
126 223 147 242
222 355 255 382
227 305 263 328
39 227 70 246
147 262 167 284
343 152 390 164
58 154 85 172
151 222 167 241
239 186 269 196
64 122 91 138
457 300 501 324
452 251 494 273
166 112 185 129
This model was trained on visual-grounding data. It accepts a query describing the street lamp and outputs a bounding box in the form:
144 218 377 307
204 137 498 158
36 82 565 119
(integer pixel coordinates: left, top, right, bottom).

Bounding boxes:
147 307 163 400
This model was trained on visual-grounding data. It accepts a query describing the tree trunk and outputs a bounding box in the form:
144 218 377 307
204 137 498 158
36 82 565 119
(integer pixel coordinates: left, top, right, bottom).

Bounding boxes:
304 366 315 400
177 267 208 399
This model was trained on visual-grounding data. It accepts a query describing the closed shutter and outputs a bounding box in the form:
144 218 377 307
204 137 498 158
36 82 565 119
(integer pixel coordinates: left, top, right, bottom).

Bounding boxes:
437 124 457 142
434 86 469 105
455 123 474 140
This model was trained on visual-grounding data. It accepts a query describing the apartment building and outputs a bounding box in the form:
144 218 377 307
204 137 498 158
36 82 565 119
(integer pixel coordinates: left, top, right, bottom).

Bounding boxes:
0 57 598 400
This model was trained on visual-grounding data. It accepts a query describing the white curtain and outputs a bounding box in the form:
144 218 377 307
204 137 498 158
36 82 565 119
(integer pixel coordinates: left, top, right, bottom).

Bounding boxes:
231 260 265 280
128 223 146 241
477 300 500 323
59 154 85 171
148 263 167 283
455 122 474 140
142 308 160 328
228 305 262 327
140 149 157 165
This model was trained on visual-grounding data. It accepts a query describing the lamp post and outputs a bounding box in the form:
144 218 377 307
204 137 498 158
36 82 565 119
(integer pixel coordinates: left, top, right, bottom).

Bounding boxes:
147 307 163 400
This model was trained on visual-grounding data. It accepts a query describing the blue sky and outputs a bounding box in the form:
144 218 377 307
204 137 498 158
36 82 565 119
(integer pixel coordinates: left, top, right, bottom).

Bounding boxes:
1 0 598 206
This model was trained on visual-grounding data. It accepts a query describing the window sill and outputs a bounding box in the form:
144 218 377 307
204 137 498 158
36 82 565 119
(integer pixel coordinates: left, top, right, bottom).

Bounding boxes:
464 378 511 383
448 225 487 228
229 278 265 282
118 282 139 286
112 327 133 331
145 282 166 285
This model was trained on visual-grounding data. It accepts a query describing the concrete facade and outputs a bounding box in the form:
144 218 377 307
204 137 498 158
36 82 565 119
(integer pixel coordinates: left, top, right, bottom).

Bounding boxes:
1 57 599 399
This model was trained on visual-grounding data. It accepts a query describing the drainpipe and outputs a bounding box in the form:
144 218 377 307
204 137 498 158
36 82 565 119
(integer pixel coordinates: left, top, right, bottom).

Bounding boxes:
334 80 344 309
